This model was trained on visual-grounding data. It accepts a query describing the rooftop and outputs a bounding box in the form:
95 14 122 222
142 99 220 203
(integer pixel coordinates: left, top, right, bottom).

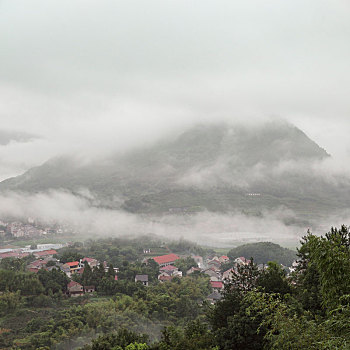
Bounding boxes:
135 274 148 282
160 265 178 271
211 281 223 289
35 249 57 256
152 253 180 265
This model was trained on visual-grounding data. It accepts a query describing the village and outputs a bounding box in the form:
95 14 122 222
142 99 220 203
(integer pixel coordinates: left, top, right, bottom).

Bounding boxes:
0 240 295 304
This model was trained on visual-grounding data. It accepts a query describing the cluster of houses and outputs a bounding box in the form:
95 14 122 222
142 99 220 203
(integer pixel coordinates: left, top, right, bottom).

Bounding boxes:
0 243 66 260
0 219 62 238
0 242 284 302
137 253 257 304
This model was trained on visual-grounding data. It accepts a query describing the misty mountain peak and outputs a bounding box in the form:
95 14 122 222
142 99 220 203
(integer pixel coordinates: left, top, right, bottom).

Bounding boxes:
0 121 337 219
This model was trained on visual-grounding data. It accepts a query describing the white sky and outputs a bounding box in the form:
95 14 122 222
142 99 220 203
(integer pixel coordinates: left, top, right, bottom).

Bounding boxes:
0 0 350 179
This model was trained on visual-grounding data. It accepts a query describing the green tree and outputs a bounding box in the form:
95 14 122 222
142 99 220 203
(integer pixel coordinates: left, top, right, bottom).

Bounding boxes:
257 261 291 295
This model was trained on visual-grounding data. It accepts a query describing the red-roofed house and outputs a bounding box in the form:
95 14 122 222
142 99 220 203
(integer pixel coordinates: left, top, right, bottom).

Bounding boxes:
34 249 57 258
27 259 48 271
159 264 182 277
28 267 40 273
61 261 82 277
0 251 29 259
158 273 172 282
160 265 178 272
211 281 224 291
219 255 230 264
67 281 84 297
152 253 180 267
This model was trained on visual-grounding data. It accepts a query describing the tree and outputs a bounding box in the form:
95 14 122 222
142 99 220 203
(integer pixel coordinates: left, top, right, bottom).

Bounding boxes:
228 259 260 292
174 257 197 276
296 226 350 310
88 329 149 350
257 262 291 295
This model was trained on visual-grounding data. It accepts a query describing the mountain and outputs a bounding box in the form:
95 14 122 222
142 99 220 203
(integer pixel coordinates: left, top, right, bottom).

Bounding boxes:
0 120 348 225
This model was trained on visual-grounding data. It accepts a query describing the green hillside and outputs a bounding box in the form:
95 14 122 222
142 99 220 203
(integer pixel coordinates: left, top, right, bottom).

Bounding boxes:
227 242 297 266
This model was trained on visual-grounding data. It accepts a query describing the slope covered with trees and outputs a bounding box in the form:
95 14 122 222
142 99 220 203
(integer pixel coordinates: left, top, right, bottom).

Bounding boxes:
78 225 350 350
227 242 297 266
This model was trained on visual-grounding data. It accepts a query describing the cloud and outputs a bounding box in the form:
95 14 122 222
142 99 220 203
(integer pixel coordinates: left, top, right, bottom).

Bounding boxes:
0 189 305 247
0 0 349 181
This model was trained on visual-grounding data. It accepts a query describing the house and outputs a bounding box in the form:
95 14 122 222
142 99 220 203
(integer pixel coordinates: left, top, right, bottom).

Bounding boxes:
192 255 204 268
61 261 82 277
207 291 223 304
158 273 172 282
234 257 251 265
28 267 40 273
152 253 180 267
84 285 95 293
67 281 84 297
219 255 230 264
28 259 48 270
0 251 29 260
187 267 201 275
222 268 236 281
160 265 180 276
33 249 57 258
210 281 224 291
135 274 149 286
81 257 98 268
207 260 221 272
204 268 221 281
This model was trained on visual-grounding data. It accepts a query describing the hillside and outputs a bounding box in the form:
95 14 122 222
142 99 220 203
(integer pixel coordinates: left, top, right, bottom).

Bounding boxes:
227 242 297 266
0 120 348 225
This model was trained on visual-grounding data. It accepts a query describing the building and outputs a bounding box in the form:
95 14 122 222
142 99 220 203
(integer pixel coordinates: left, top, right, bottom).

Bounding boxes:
219 255 230 264
203 268 221 281
234 257 251 265
33 249 58 258
207 291 223 304
187 267 201 275
192 255 204 268
84 285 96 293
152 253 180 267
158 273 172 282
67 281 84 297
81 257 98 268
210 281 224 291
222 268 236 281
61 261 82 277
207 259 221 272
135 274 149 286
160 265 179 275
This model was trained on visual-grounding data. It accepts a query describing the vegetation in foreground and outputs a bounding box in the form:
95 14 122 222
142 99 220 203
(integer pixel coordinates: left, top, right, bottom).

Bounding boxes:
2 227 350 349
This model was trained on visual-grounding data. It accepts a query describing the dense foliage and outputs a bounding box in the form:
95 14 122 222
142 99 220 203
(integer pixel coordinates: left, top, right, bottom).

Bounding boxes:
4 227 350 349
227 242 296 266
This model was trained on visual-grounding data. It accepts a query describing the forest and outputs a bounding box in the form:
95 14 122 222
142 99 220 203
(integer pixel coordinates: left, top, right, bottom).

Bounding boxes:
1 227 350 349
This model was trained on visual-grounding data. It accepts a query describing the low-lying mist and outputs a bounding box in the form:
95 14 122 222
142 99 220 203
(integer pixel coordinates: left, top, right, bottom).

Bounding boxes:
1 189 347 248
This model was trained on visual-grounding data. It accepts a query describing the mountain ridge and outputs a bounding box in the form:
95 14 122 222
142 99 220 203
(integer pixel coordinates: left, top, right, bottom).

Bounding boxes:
0 121 346 226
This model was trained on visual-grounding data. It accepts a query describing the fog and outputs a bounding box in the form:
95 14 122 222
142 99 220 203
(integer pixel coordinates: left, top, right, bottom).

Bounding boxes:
1 0 350 179
0 1 349 245
0 189 305 247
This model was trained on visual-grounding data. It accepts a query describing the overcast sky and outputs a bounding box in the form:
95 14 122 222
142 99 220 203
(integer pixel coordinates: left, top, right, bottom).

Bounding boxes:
0 0 349 180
